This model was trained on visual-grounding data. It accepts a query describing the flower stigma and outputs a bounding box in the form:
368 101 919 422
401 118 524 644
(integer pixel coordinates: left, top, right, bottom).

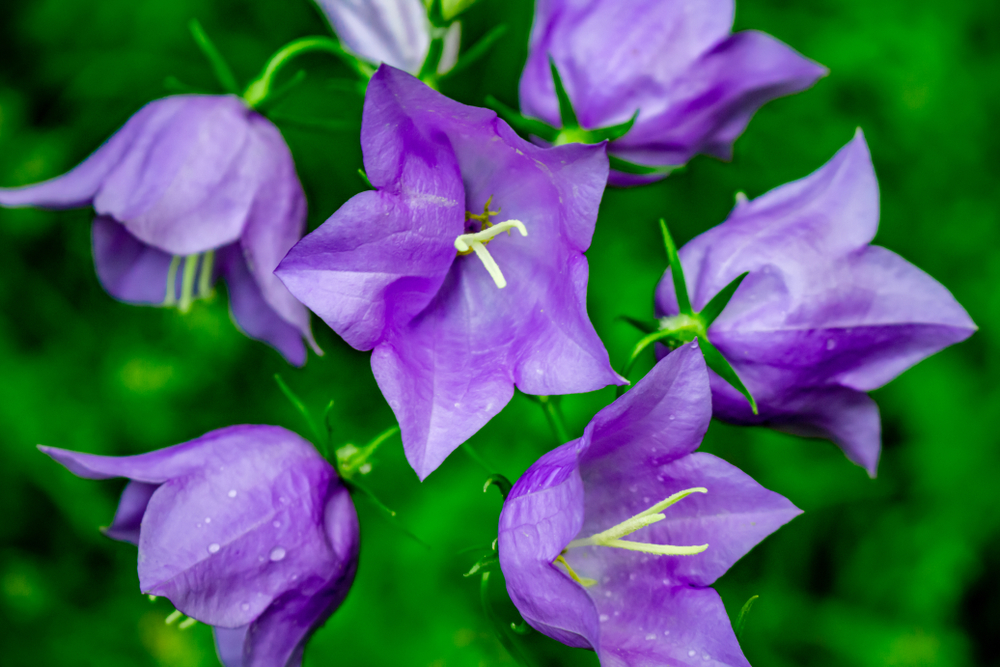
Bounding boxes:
454 196 528 289
565 487 709 556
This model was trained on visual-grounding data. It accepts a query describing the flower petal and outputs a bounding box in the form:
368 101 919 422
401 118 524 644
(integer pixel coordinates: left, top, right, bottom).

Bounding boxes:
596 585 749 667
222 246 308 366
91 216 175 305
316 0 430 74
103 481 159 546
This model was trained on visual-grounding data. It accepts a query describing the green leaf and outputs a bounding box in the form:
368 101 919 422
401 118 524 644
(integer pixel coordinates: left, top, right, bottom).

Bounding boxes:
735 594 759 639
697 336 758 414
660 219 692 315
587 109 639 142
548 56 579 129
188 19 240 95
698 271 749 327
440 24 508 79
484 95 560 142
607 154 676 176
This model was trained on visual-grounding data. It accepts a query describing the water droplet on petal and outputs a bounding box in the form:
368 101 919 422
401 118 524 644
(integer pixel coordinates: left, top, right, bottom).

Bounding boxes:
668 415 675 421
663 630 670 636
269 547 286 562
241 603 250 611
599 614 609 622
826 338 836 350
703 655 710 661
645 633 656 641
205 517 211 523
629 484 638 493
629 573 636 581
208 543 220 554
228 489 238 498
273 521 281 528
688 650 697 657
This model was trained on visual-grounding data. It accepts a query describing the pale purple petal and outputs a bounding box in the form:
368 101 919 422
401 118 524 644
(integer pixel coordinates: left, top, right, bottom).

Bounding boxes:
214 626 249 667
0 99 177 209
597 586 749 667
91 216 174 305
317 0 430 74
222 246 308 366
103 481 159 545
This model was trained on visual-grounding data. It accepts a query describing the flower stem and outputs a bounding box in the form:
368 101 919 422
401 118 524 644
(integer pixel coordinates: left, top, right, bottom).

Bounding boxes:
243 37 360 108
536 395 569 444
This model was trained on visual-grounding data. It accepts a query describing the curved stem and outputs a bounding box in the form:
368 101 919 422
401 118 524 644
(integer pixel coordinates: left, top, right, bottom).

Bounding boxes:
243 37 357 108
537 395 570 444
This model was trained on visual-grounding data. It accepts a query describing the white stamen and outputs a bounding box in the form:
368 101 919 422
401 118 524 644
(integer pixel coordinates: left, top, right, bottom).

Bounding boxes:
454 220 528 289
566 487 708 556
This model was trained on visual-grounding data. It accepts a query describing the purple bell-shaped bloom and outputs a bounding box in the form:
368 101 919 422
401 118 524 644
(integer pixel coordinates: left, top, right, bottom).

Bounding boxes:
499 341 799 666
276 65 623 480
316 0 461 75
519 0 828 185
39 425 359 667
654 130 976 475
0 95 318 365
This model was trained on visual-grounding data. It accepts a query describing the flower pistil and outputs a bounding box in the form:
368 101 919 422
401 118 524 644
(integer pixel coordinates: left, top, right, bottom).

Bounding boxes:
454 197 528 289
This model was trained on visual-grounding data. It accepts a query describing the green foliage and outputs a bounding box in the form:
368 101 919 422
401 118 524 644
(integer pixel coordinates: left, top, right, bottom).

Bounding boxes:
1 0 998 666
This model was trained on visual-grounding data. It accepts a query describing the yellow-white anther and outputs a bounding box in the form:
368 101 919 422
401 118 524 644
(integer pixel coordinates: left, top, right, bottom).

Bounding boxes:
566 487 709 556
454 220 528 289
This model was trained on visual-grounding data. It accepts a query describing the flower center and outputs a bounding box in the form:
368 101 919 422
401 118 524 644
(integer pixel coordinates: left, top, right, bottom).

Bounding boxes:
454 197 528 289
554 487 709 585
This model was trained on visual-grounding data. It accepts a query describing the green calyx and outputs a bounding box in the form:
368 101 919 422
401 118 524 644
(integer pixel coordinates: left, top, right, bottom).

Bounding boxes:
620 220 758 414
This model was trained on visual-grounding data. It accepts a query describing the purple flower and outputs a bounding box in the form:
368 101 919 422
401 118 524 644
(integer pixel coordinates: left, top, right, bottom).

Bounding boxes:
498 341 799 666
519 0 827 185
39 425 359 667
654 130 977 475
0 95 318 365
276 65 622 480
316 0 461 75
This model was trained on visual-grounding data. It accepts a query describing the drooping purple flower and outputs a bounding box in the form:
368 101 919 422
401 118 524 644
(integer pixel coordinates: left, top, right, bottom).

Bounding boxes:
519 0 828 185
498 341 799 666
0 95 318 365
276 65 622 480
316 0 461 75
39 425 359 667
654 130 977 475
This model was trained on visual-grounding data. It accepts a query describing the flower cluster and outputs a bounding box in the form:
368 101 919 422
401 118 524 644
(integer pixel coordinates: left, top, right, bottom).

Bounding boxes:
3 0 975 666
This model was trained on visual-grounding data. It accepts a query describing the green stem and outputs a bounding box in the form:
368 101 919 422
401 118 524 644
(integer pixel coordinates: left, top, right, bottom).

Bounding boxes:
537 395 570 444
243 37 357 108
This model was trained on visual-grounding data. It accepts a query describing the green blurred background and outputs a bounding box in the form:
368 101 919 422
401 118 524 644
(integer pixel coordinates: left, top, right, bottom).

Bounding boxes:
1 0 997 665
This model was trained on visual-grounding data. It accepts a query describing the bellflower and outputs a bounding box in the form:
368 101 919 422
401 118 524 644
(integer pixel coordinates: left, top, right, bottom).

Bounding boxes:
316 0 461 76
276 65 622 480
654 130 977 475
519 0 827 185
39 425 359 667
498 341 799 666
0 95 317 365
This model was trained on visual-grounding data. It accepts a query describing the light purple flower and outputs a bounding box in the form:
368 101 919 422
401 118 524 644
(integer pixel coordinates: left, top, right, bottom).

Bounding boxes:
0 94 318 365
519 0 827 185
655 130 977 475
39 425 359 667
498 341 799 666
276 65 622 480
316 0 461 75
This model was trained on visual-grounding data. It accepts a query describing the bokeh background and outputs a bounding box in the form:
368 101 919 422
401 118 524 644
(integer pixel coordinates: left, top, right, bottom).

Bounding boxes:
1 0 997 665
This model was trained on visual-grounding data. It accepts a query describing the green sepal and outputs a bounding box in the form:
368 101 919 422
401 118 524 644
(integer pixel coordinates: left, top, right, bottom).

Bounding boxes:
616 315 659 334
735 594 759 639
622 328 690 380
608 155 676 176
697 335 758 414
660 219 692 315
357 168 374 189
484 95 560 142
273 374 327 456
548 56 579 129
254 70 307 113
483 474 514 501
464 553 498 577
586 109 639 142
699 272 748 328
440 24 508 80
189 19 240 95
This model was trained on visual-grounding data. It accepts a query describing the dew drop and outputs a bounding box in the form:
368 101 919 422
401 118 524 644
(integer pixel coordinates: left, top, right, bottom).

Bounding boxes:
273 521 281 528
241 603 250 612
613 610 620 617
228 489 238 498
629 573 636 581
663 630 670 636
668 415 675 421
826 338 836 350
208 543 220 554
629 484 638 493
599 614 609 622
703 655 710 661
269 547 286 562
205 517 211 523
688 650 697 657
643 497 650 503
645 633 656 641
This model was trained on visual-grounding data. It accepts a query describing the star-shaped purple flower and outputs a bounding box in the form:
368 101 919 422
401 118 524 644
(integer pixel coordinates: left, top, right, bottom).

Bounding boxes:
39 425 358 667
655 130 977 475
277 65 622 480
519 0 828 185
0 94 318 365
498 341 799 666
